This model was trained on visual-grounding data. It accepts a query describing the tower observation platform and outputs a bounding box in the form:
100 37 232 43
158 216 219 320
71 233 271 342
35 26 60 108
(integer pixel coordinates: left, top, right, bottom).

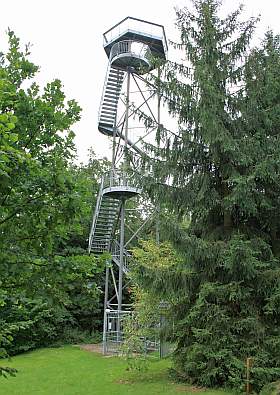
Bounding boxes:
98 17 167 138
88 16 167 354
103 16 167 65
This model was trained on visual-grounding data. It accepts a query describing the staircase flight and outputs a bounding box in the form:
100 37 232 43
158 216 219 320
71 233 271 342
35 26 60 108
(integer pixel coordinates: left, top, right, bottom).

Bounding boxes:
88 171 139 273
98 65 125 137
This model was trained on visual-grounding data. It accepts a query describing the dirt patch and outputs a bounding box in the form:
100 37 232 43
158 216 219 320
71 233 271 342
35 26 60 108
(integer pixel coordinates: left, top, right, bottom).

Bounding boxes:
76 343 117 357
116 379 133 385
77 343 103 354
176 385 206 393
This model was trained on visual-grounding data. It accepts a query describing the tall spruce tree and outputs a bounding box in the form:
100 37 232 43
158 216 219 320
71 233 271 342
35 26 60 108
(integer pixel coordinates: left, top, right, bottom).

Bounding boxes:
134 0 280 390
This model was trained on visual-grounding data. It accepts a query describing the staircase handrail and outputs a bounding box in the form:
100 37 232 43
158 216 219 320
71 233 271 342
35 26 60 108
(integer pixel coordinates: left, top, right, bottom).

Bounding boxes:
98 62 117 124
88 176 105 253
98 62 109 123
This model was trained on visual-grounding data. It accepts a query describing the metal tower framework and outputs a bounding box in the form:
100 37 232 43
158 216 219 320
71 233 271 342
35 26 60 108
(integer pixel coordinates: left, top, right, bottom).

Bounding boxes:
88 17 168 354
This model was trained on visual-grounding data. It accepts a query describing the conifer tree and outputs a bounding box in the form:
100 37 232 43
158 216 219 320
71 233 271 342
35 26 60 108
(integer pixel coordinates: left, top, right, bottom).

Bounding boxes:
134 0 280 389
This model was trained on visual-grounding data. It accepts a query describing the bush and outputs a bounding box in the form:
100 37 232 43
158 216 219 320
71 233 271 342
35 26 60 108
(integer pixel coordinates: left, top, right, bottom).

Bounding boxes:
260 381 280 395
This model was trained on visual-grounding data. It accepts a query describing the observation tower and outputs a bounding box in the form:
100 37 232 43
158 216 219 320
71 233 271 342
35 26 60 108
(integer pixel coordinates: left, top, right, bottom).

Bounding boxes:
88 17 167 354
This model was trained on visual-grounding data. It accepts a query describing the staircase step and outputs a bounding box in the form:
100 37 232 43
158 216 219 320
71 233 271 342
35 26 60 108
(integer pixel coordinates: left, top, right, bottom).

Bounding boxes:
100 114 116 120
99 120 114 125
99 213 118 217
95 221 114 225
96 223 115 227
105 86 122 92
95 226 113 229
103 98 119 105
104 94 119 100
102 100 118 107
102 104 118 111
92 240 110 244
101 109 116 115
100 108 116 114
110 69 124 75
100 215 118 218
96 219 115 223
98 209 118 212
100 201 119 205
96 224 115 228
108 77 122 83
104 93 120 100
99 117 115 123
92 237 111 241
109 74 123 79
106 83 121 89
100 113 115 118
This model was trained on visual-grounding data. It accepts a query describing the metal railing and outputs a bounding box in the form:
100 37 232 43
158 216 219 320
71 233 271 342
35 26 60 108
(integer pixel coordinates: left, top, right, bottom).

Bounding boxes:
110 40 151 63
103 169 140 190
88 177 105 252
104 309 160 355
111 239 131 273
98 62 116 126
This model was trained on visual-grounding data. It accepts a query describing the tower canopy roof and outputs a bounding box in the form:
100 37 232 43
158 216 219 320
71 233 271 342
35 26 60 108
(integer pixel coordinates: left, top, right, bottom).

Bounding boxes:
103 16 168 60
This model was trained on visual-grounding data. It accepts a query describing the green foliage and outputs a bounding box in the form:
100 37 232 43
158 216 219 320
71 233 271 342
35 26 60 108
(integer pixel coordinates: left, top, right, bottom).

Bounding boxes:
260 381 280 395
121 313 149 372
121 242 179 371
133 0 280 391
1 253 104 355
0 31 106 373
0 322 18 378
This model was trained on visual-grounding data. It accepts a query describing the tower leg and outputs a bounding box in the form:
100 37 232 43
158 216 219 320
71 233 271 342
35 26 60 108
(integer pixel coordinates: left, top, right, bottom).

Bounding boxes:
103 261 110 354
156 66 161 246
117 198 125 343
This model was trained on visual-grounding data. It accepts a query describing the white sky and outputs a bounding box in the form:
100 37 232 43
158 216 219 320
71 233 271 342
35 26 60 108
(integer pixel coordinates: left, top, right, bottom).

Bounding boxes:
1 0 279 163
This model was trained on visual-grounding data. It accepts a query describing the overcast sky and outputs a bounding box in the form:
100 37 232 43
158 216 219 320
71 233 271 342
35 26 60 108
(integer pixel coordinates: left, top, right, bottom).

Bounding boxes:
1 0 279 162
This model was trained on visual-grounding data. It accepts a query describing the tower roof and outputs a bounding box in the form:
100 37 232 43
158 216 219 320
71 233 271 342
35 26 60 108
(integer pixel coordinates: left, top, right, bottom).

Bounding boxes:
103 16 168 60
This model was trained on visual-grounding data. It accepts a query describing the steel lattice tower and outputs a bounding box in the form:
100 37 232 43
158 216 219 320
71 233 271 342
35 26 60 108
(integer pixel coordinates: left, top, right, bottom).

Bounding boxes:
88 17 167 354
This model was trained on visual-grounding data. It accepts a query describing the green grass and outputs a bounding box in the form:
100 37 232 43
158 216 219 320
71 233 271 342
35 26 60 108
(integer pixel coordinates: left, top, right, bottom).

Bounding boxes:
0 346 232 395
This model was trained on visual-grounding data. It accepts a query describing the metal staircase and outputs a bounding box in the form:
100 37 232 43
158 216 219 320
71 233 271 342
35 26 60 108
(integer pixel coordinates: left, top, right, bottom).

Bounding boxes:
98 63 144 155
88 16 168 354
88 176 120 254
89 197 130 273
98 65 125 136
88 171 138 274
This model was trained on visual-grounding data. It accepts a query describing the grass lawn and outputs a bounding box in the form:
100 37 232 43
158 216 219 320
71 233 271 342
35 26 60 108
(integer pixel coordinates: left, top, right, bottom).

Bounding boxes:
0 346 233 395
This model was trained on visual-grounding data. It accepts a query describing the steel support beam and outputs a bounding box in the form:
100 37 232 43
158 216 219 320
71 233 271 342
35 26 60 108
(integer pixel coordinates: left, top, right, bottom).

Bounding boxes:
103 262 110 354
117 199 125 341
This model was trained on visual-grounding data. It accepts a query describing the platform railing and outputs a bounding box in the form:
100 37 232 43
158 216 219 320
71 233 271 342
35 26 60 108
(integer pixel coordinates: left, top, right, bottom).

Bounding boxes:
110 40 151 63
103 169 139 190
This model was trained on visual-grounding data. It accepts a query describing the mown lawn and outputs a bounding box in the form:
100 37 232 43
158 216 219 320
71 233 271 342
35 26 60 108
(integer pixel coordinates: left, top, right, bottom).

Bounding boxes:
0 346 232 395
